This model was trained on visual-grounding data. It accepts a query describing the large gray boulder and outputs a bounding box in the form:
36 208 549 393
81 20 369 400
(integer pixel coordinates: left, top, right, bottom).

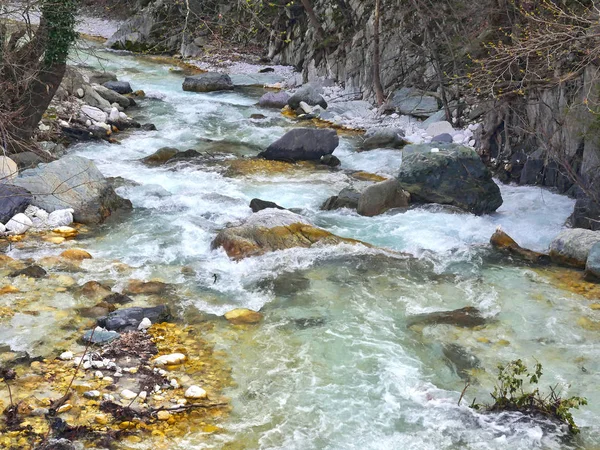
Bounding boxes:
549 228 600 268
397 144 503 215
390 87 439 118
12 156 132 224
182 73 234 93
288 85 327 110
0 184 32 224
103 81 133 95
93 85 131 108
258 91 291 108
259 128 339 162
321 188 361 211
357 179 410 217
361 128 407 151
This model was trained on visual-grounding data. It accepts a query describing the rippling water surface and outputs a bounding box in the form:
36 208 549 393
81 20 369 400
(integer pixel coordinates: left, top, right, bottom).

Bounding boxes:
8 46 600 449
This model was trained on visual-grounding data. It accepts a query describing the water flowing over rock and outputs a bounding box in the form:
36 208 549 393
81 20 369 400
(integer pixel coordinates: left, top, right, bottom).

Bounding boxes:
490 229 550 264
549 228 600 268
224 308 263 325
397 144 503 215
182 73 234 93
11 156 132 224
0 185 32 224
212 209 365 259
407 306 487 328
259 128 339 162
288 85 327 110
357 179 410 217
142 147 200 166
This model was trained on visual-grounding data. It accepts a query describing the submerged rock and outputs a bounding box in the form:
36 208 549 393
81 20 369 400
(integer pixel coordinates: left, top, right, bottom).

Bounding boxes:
357 179 410 217
397 144 503 215
407 306 487 328
490 229 550 264
442 343 481 381
182 73 234 92
12 156 132 224
224 308 263 325
9 265 47 279
259 128 339 162
212 209 365 259
98 305 171 331
249 198 285 213
141 147 200 166
550 228 600 268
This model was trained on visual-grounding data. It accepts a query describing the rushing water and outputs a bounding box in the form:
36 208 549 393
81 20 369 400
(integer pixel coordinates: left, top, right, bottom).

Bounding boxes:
6 45 600 449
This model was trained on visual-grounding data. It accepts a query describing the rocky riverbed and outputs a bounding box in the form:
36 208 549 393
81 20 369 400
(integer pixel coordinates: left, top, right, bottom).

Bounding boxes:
3 36 600 450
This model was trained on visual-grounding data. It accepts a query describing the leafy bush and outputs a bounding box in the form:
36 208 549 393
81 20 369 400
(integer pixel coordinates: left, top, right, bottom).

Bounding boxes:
470 359 587 434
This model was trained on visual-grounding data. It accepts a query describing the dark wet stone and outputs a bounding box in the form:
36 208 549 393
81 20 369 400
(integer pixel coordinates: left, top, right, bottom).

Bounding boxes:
0 184 32 224
142 123 157 131
293 317 326 329
97 305 171 332
259 67 275 73
320 154 341 167
442 343 481 381
83 328 120 344
407 306 487 328
9 265 47 279
259 128 339 162
250 198 286 213
102 293 134 305
103 81 133 94
321 188 360 211
431 133 453 143
250 114 267 120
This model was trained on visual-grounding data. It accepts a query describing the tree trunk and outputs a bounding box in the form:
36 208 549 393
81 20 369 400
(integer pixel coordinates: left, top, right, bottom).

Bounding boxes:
373 0 385 105
299 0 325 39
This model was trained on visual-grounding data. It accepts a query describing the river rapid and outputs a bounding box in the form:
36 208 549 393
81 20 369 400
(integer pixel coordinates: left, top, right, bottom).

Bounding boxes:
4 45 600 450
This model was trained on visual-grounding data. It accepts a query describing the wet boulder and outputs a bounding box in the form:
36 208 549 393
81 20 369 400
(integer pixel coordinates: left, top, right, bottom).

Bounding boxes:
549 228 600 268
397 144 503 215
407 306 487 328
0 184 32 224
288 85 327 110
212 209 365 259
141 147 200 166
249 198 285 213
360 128 407 151
259 128 339 162
224 308 263 325
93 85 131 109
182 73 234 93
321 188 361 211
490 229 550 264
9 265 47 279
11 156 132 224
97 305 171 332
357 179 410 217
103 80 133 95
258 91 290 108
585 242 600 280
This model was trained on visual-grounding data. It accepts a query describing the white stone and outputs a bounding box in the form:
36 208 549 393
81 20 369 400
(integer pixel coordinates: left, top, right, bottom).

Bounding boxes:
59 351 74 361
120 389 137 400
85 119 92 127
298 101 313 114
119 112 128 121
138 391 147 400
92 360 105 369
83 361 91 370
0 223 5 234
153 353 186 366
38 123 50 131
47 209 74 228
102 376 114 383
92 121 111 131
184 385 207 400
431 148 440 153
425 121 454 137
81 105 107 123
0 156 18 181
76 88 84 98
102 394 115 402
84 390 101 399
109 107 120 123
137 317 152 331
94 371 103 379
170 379 180 389
5 213 32 235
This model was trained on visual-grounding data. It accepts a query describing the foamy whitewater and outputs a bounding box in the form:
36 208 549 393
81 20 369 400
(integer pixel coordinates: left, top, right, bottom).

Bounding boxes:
6 44 600 450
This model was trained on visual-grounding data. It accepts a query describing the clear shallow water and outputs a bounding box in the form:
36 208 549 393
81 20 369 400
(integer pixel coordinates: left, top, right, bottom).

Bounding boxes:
10 46 600 449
